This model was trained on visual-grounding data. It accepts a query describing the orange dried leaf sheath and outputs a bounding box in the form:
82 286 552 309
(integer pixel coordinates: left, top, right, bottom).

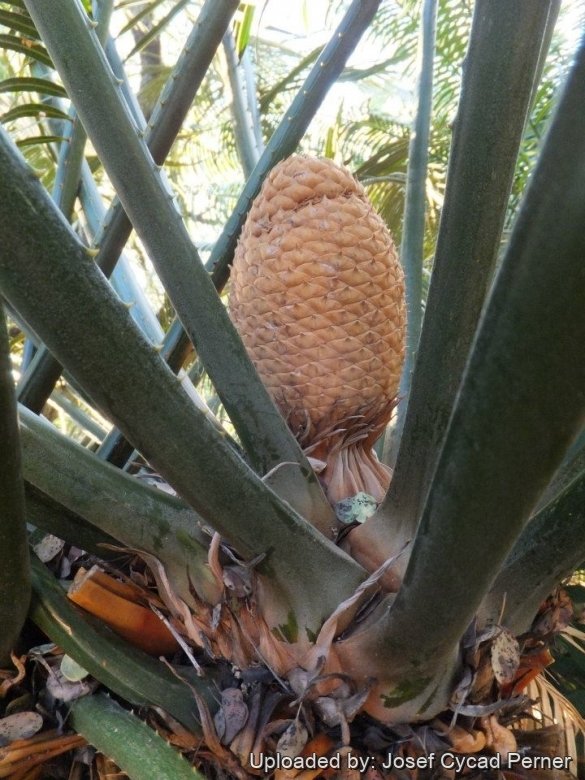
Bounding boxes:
67 567 179 656
0 733 86 779
230 156 406 503
84 567 151 602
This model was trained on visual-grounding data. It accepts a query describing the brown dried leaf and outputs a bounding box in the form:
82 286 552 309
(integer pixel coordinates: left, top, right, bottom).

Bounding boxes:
533 589 573 636
469 645 495 702
447 726 486 754
210 604 222 634
0 712 43 746
214 688 248 746
456 695 527 717
314 696 342 728
231 685 275 769
340 683 373 721
450 666 474 708
222 565 254 598
128 549 209 652
45 667 95 703
491 629 520 685
304 544 408 672
207 533 224 587
32 534 65 563
0 732 87 778
151 707 200 751
95 752 126 779
288 667 320 699
213 706 226 742
0 654 26 699
190 693 249 780
276 720 308 759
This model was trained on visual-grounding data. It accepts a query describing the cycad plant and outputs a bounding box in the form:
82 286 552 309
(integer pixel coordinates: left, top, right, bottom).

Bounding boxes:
1 0 585 778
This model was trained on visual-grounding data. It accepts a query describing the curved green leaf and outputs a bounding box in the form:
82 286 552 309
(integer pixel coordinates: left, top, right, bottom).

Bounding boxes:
0 8 38 39
385 0 437 462
234 2 254 59
71 695 204 780
1 102 70 123
0 76 67 96
16 133 65 146
30 557 205 734
0 32 51 65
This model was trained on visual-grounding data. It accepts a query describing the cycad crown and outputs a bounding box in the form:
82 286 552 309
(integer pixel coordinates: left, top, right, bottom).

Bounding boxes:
229 155 406 503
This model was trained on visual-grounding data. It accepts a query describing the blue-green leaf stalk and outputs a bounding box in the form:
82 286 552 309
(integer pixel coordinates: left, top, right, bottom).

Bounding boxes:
354 0 560 566
17 0 238 415
0 128 366 637
22 0 310 479
481 468 585 633
19 406 219 604
0 304 30 663
338 37 585 723
383 0 437 465
223 29 261 178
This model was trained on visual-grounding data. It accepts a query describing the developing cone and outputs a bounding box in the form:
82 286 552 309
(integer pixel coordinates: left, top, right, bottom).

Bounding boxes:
229 155 406 503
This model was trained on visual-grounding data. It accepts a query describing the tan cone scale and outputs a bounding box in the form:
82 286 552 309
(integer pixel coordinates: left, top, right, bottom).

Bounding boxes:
229 155 406 503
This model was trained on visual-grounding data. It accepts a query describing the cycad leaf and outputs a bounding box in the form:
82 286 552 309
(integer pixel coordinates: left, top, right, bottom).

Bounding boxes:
0 8 38 38
118 0 168 36
70 694 205 780
0 76 67 97
0 32 51 65
358 0 562 555
482 467 585 633
234 2 255 59
15 133 65 146
1 102 70 123
125 0 190 60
